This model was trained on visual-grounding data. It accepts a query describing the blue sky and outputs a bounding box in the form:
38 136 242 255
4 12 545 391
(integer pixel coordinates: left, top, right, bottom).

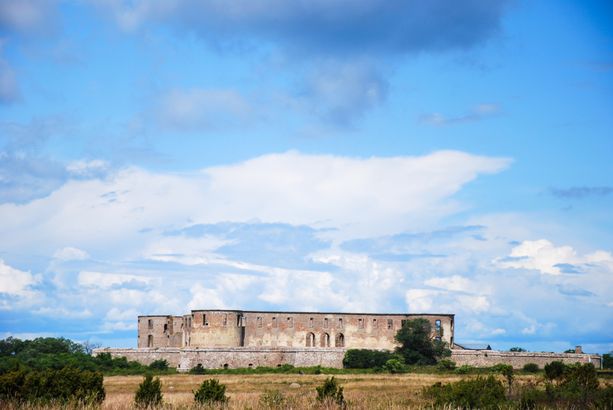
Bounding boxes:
0 0 612 353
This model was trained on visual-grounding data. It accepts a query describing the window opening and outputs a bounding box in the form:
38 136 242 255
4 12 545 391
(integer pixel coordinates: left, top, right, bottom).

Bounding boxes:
306 332 315 347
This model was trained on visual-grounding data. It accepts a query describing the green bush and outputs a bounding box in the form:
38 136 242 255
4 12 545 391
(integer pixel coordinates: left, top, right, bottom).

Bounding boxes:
523 363 539 373
194 379 228 405
518 382 548 410
148 359 169 371
544 360 566 380
259 389 286 408
343 349 398 369
0 367 105 405
134 374 163 408
454 364 474 374
383 359 408 374
423 375 506 409
316 377 345 406
189 364 206 374
437 359 456 371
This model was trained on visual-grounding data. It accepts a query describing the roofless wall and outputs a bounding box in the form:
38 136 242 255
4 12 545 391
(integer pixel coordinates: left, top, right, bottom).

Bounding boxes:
138 309 455 350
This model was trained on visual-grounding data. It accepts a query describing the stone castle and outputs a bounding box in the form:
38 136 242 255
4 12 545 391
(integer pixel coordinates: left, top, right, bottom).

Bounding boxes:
139 309 455 350
94 308 601 371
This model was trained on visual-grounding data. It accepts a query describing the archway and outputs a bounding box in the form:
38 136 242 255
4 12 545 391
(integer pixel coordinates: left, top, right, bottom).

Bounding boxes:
321 333 330 347
335 333 344 347
306 332 315 347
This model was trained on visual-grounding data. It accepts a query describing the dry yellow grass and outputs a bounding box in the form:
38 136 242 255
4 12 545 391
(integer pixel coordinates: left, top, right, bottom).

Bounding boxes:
101 373 538 409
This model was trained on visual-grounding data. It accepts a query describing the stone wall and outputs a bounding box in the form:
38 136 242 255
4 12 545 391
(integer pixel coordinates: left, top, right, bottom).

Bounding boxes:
94 347 345 372
95 347 602 371
451 350 602 369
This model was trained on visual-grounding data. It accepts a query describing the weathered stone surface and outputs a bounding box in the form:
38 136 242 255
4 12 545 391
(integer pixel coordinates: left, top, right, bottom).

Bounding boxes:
138 309 455 350
450 349 602 369
93 347 601 371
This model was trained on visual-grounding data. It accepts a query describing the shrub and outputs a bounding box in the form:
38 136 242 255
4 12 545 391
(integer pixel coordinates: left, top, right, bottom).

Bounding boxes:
544 361 566 380
518 382 548 409
343 349 397 369
189 364 206 374
148 359 169 371
510 347 527 352
383 359 408 374
437 359 456 371
523 363 539 373
558 363 599 406
316 377 345 406
259 389 286 408
492 363 514 392
424 376 506 409
134 374 163 408
194 379 228 405
0 367 105 405
454 364 473 374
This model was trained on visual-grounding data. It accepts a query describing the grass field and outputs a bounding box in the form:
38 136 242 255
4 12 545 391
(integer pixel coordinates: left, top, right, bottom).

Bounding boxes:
102 373 541 409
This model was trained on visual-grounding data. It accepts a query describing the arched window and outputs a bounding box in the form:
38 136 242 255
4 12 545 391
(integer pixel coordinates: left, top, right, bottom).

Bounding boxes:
321 333 330 347
435 320 441 335
147 335 153 348
306 332 315 347
335 333 345 347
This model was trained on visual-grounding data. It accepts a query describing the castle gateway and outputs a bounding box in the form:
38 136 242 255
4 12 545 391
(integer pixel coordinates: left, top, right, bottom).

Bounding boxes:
139 309 455 351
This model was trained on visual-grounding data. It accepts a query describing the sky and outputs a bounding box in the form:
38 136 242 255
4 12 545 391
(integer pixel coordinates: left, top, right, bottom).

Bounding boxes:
0 0 612 353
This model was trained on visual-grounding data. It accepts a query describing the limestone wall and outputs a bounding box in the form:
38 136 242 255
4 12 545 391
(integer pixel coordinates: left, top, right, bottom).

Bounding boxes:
451 350 602 369
94 347 345 372
95 347 602 371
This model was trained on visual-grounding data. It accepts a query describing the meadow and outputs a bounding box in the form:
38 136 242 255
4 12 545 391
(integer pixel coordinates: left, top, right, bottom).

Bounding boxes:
101 372 536 409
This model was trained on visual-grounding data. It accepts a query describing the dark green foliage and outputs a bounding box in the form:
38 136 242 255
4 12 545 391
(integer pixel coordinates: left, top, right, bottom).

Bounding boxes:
423 375 506 409
564 349 575 353
134 374 163 408
343 349 398 369
148 359 169 371
603 352 613 369
0 367 105 405
194 379 228 405
509 347 527 352
0 337 174 375
316 377 345 406
383 359 408 374
189 363 206 374
454 364 474 374
492 363 513 393
522 363 539 373
559 363 599 406
544 360 566 380
394 319 451 365
437 359 456 371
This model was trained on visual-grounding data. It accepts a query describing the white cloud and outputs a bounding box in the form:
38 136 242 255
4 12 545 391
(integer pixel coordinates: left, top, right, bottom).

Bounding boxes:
0 151 510 255
33 307 93 319
0 259 37 297
497 239 613 275
78 271 151 289
156 88 253 131
425 275 475 292
53 246 89 261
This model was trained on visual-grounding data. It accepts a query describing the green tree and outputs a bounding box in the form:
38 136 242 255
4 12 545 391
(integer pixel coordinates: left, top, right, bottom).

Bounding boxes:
603 352 612 369
134 374 163 408
316 377 345 407
394 318 450 365
194 379 228 405
509 347 527 352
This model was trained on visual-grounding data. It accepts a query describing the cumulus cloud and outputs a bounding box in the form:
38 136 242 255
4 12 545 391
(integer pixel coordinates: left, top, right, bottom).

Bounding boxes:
94 0 509 56
0 150 510 255
155 88 254 131
496 239 613 276
294 60 388 125
419 103 500 126
0 259 38 297
0 0 56 35
53 247 90 261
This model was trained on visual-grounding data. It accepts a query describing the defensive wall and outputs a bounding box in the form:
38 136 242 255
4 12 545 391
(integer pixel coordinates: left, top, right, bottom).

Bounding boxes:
94 347 602 371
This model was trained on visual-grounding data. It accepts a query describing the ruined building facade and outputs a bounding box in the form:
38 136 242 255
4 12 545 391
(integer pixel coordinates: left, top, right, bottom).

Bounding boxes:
138 309 455 351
